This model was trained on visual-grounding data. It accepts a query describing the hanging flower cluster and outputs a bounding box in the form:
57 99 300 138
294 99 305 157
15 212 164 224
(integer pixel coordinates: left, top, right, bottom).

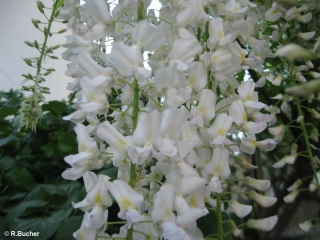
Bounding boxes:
56 0 319 239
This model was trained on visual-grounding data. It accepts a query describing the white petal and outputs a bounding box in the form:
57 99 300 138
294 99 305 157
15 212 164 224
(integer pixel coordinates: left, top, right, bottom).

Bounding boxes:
283 190 299 203
272 159 286 168
244 122 267 134
161 221 186 240
245 176 271 191
299 221 313 232
127 145 153 165
229 100 247 126
207 176 222 193
247 216 278 231
126 209 144 228
176 207 209 229
249 191 277 207
180 176 206 195
84 206 108 229
109 43 143 77
158 138 177 157
62 167 87 180
229 199 252 218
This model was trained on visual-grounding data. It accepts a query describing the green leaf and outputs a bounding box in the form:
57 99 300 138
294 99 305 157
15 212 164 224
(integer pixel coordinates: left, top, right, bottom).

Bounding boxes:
0 156 16 171
197 209 232 239
42 101 66 115
100 166 118 181
11 209 72 240
6 200 48 223
53 215 83 240
197 210 218 237
25 182 83 205
5 167 36 191
235 70 245 83
0 135 15 147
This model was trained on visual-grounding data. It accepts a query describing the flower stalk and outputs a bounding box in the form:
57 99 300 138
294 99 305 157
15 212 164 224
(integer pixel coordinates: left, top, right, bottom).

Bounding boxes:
295 97 320 190
216 193 224 240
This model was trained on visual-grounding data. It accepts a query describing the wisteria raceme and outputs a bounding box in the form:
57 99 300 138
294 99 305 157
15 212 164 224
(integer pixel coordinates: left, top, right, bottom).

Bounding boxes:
52 0 320 239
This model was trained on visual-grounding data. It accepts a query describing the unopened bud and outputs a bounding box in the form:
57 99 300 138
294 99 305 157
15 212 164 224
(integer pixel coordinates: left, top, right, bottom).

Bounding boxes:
31 19 40 28
229 199 252 218
310 109 320 119
245 177 271 192
309 182 316 192
285 79 320 97
37 1 45 14
34 40 39 49
248 191 277 207
299 221 313 232
23 58 32 66
287 179 302 191
283 190 299 203
313 37 320 55
50 45 60 50
24 41 34 47
247 216 278 231
275 43 313 61
297 116 304 123
44 26 48 36
58 29 67 34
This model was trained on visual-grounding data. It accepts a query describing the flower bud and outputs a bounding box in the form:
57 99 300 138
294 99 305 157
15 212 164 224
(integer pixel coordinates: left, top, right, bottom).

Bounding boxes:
299 221 313 232
283 190 299 203
248 191 277 207
275 44 313 61
308 182 317 193
229 199 252 218
247 215 278 231
298 31 316 40
287 179 302 191
245 176 271 191
285 79 320 97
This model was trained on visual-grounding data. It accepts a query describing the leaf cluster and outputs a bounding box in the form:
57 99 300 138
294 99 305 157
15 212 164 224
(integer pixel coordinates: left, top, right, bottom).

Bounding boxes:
0 90 84 240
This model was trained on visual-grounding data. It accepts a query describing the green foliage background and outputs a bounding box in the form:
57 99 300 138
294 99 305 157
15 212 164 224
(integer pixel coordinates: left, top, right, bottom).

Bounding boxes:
0 90 84 240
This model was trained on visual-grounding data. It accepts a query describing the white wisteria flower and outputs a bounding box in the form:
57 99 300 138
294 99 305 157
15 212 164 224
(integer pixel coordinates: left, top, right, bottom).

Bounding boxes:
62 124 102 180
97 121 130 161
107 180 144 220
53 0 313 238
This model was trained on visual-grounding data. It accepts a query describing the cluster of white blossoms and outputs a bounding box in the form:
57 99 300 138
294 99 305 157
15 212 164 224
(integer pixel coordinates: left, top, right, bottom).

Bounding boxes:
55 0 320 239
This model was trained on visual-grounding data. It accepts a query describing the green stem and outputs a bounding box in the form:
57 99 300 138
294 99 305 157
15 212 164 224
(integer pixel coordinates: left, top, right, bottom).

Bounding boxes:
216 193 224 240
204 7 212 90
128 2 144 239
137 0 145 22
37 0 61 76
128 78 139 189
127 228 134 240
295 97 320 190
